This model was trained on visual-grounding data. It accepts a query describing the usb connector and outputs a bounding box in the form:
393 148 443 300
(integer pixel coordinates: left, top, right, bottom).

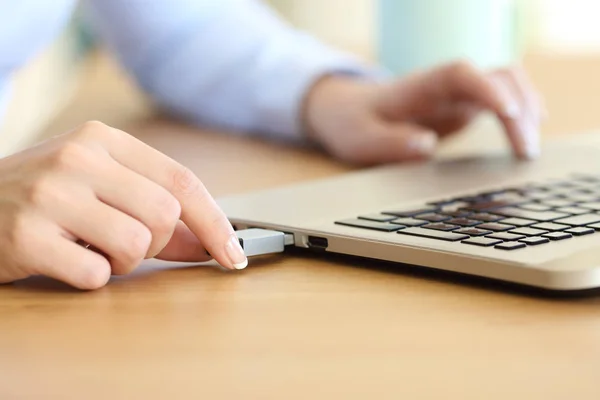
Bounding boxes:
236 228 294 257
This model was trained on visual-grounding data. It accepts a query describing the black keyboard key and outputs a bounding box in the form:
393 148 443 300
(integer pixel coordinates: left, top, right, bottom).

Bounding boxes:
476 223 516 232
495 242 527 250
464 200 523 212
418 213 452 222
487 232 527 241
427 199 455 206
542 199 576 208
569 193 600 202
573 175 600 183
531 222 570 231
455 228 493 236
519 203 553 212
542 232 573 241
462 237 503 247
439 201 470 211
572 188 597 195
546 185 579 193
581 189 600 197
471 213 504 222
500 218 536 227
521 190 558 201
555 207 591 215
493 207 569 221
519 236 551 246
528 184 554 192
572 187 599 193
588 223 600 231
579 202 600 211
382 207 438 217
488 191 522 199
546 180 578 188
489 194 529 204
358 213 397 222
452 195 488 203
475 190 507 197
441 210 473 218
445 218 481 227
335 219 405 232
554 214 600 226
397 228 469 242
510 227 549 236
422 223 460 232
565 227 595 236
390 218 428 227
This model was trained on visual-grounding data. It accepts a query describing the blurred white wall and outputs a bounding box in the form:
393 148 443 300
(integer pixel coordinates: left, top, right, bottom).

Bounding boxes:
528 0 600 53
267 0 374 56
268 0 600 56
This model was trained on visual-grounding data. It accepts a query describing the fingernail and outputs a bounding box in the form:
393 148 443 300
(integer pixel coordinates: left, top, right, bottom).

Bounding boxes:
408 133 437 154
524 143 540 160
225 233 247 270
522 122 540 160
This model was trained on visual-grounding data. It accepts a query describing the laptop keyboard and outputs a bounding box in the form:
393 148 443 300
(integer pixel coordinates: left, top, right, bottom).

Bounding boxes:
335 175 600 251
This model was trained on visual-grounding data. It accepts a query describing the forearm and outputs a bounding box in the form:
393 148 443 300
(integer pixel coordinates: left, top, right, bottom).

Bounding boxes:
84 0 380 140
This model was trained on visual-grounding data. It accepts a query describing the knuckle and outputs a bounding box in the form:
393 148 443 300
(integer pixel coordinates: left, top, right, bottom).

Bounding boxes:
151 194 181 235
119 224 152 264
447 59 476 76
50 141 93 172
25 176 58 207
74 120 108 140
73 120 121 143
171 166 203 196
80 120 107 131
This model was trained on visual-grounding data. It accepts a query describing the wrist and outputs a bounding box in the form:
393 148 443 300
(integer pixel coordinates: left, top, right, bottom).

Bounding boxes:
301 75 375 144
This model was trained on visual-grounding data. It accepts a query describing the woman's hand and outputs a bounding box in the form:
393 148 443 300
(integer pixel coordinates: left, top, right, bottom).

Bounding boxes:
305 61 544 164
0 121 247 290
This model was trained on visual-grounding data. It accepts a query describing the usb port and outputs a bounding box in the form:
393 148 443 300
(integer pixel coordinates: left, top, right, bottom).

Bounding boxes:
307 236 328 249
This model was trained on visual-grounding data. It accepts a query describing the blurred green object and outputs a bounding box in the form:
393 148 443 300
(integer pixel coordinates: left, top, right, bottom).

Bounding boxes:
377 0 522 76
71 9 96 61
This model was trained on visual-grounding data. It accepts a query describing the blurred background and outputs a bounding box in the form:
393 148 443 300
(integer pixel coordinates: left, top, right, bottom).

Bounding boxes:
2 0 600 156
267 0 600 57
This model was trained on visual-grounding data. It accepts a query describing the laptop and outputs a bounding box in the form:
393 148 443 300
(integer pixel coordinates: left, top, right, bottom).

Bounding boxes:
217 134 600 291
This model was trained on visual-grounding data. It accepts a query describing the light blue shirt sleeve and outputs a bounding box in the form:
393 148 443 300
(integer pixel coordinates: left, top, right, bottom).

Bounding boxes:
84 0 381 141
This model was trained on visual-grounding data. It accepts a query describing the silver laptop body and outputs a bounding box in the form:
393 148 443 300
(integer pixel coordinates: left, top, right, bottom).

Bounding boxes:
218 137 600 291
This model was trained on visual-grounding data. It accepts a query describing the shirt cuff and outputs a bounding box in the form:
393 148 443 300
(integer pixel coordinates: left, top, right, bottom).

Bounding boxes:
252 33 389 142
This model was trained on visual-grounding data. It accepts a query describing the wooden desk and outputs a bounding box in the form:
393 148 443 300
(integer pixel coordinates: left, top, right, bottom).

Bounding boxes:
2 53 600 399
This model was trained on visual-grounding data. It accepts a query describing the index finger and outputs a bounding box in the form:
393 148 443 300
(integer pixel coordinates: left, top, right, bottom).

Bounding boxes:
380 61 532 159
435 62 533 160
78 122 247 271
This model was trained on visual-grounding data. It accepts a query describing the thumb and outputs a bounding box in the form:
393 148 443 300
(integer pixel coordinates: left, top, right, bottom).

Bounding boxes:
155 221 212 263
355 122 438 164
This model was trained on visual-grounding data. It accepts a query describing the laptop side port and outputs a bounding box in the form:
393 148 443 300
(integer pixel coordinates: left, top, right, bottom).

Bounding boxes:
307 236 328 250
